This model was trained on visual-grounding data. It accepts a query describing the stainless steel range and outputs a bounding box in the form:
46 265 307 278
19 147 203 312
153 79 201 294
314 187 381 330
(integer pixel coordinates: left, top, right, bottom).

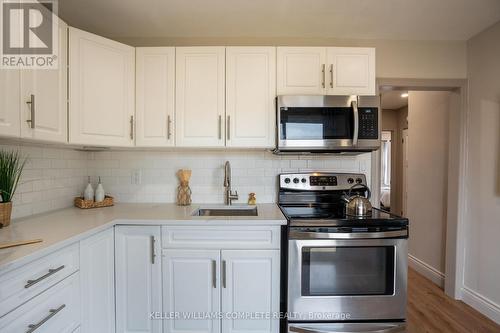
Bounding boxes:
278 172 409 333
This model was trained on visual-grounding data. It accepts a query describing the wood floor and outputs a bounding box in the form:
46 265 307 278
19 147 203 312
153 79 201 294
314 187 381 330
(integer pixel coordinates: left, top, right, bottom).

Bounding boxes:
407 268 500 333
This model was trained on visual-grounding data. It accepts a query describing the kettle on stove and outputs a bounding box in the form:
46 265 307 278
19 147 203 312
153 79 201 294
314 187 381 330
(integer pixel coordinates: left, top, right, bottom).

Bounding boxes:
342 183 373 217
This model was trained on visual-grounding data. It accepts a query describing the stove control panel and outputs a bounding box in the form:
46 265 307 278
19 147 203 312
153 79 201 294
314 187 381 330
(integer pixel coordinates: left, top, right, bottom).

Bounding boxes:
280 173 367 191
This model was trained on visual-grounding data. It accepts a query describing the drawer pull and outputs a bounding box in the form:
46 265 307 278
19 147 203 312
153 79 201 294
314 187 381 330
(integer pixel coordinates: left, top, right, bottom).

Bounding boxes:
25 265 65 289
26 304 66 333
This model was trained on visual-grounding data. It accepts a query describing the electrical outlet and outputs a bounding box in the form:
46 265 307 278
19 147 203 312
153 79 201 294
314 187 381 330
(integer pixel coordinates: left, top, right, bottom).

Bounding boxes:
132 169 142 185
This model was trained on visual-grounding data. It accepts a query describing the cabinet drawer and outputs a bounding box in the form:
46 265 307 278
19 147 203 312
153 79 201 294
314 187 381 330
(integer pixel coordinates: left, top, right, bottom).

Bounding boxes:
0 243 79 317
162 226 281 249
0 273 80 333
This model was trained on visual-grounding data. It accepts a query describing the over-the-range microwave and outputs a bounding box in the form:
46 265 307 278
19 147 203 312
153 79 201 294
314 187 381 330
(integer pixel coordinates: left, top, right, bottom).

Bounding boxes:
275 95 381 153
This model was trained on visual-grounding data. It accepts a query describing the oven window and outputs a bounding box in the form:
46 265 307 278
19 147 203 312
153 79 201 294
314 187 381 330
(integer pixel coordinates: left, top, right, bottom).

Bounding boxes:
301 246 395 296
280 107 353 140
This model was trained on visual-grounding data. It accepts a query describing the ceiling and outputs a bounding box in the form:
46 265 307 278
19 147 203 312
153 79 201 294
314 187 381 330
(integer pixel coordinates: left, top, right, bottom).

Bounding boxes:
381 91 408 110
58 0 500 42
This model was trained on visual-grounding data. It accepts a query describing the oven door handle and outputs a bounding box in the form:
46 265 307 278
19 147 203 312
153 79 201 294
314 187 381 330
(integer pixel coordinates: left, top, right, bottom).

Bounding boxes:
289 229 407 240
289 324 406 333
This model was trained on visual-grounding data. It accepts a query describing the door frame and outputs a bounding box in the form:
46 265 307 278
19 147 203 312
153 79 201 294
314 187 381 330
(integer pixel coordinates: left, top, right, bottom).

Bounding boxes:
376 78 469 300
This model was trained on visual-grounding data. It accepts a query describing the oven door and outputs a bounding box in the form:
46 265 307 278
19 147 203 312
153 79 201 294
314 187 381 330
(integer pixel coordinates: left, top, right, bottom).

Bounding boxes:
288 230 407 321
277 96 357 151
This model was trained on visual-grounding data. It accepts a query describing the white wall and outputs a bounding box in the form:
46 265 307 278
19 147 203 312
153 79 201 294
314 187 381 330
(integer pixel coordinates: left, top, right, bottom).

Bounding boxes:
0 142 88 219
407 91 451 285
463 20 500 323
87 150 372 204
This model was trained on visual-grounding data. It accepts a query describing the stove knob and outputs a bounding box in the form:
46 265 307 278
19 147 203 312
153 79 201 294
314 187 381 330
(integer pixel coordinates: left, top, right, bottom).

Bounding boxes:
284 178 291 184
301 178 307 183
347 178 354 184
356 178 363 184
293 178 300 184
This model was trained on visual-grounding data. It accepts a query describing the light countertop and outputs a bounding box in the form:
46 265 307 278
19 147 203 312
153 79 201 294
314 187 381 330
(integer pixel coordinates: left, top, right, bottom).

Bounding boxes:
0 203 286 272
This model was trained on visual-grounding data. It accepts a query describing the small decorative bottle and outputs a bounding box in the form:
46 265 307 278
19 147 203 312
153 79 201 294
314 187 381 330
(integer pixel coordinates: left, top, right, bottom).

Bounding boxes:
95 177 105 202
177 169 192 206
248 193 257 205
83 176 94 201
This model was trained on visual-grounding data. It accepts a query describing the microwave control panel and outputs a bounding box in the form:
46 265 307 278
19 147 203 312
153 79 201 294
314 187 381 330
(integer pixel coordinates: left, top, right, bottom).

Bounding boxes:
358 108 379 139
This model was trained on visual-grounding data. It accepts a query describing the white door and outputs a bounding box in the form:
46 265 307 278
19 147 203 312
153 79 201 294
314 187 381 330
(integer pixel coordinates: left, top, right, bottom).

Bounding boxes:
68 27 135 147
162 250 220 333
175 47 225 147
0 69 20 138
402 128 409 216
20 20 67 143
226 47 276 148
276 47 327 95
115 226 162 333
136 47 175 147
221 250 280 333
326 47 376 96
80 228 115 333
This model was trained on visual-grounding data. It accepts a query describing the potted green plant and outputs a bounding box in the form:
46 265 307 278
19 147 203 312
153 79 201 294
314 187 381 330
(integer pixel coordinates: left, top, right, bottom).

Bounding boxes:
0 150 26 227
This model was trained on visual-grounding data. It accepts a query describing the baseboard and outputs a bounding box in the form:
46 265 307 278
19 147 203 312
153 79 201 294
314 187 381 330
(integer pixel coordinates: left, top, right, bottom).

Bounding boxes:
408 254 445 288
462 287 500 325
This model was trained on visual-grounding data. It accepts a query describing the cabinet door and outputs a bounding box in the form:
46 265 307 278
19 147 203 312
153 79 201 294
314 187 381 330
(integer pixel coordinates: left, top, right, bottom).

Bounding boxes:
0 69 20 138
80 228 115 333
115 226 162 333
20 20 67 143
136 47 175 147
175 47 225 147
221 250 280 333
277 47 326 95
326 47 376 96
163 250 220 333
226 47 276 148
68 27 135 147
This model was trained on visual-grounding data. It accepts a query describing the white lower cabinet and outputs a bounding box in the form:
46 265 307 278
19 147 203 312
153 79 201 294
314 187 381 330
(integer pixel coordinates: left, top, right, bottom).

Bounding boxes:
221 250 280 333
115 226 162 333
80 228 115 333
0 273 80 333
162 250 221 333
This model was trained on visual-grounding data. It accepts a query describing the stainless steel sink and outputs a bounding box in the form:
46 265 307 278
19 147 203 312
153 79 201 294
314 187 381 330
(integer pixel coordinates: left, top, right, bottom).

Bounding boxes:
192 206 258 217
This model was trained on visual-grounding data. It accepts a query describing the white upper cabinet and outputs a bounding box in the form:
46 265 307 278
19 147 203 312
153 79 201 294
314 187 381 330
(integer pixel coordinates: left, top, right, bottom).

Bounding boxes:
175 47 225 147
226 47 276 148
136 47 175 147
0 69 20 138
326 47 376 95
20 20 68 143
68 27 135 147
277 47 327 95
277 47 376 96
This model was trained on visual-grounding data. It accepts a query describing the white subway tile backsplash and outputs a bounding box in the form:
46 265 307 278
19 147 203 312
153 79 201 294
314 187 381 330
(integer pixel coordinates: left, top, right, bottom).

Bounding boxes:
1 141 373 220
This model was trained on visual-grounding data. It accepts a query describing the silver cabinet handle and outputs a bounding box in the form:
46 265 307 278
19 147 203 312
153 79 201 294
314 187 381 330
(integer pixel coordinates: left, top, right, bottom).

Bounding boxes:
226 115 230 141
150 236 156 264
26 94 35 129
26 304 66 333
25 265 65 289
352 100 359 146
218 115 222 140
321 64 325 88
167 115 172 140
130 115 134 140
329 64 334 88
222 260 227 288
211 260 217 288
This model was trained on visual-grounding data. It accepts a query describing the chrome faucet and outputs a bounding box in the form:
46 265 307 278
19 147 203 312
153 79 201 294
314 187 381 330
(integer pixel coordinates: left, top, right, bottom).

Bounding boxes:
224 161 239 205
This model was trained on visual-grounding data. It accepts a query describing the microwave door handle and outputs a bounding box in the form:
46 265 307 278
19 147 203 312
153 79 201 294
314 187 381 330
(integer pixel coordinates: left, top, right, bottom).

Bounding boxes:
290 325 406 333
352 100 359 146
